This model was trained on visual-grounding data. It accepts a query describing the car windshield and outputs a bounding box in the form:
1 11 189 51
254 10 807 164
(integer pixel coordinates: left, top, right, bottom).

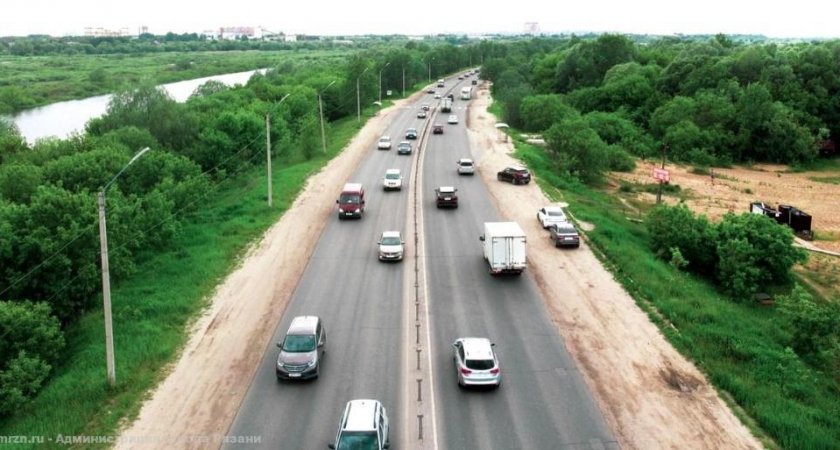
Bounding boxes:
379 137 389 142
459 161 473 167
282 334 316 352
514 169 529 174
381 236 401 246
340 194 360 204
548 211 564 217
337 432 378 450
385 173 400 180
465 358 495 370
408 128 417 133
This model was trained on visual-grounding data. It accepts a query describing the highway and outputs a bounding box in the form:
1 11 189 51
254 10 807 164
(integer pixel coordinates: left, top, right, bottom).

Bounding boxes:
225 75 617 449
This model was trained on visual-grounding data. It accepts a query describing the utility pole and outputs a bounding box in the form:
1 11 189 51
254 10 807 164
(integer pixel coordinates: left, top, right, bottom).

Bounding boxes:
656 144 668 205
319 81 335 154
266 93 290 205
378 61 391 104
402 66 405 98
99 146 150 387
357 67 369 124
266 114 272 207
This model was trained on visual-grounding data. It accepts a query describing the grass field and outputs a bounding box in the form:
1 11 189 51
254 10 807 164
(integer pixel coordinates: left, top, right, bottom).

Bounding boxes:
508 134 840 449
0 50 349 113
0 109 367 449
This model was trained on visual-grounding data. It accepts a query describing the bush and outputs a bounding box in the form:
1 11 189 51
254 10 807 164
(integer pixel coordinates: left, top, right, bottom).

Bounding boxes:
646 204 716 275
777 286 840 365
0 300 64 416
714 213 807 299
605 145 636 172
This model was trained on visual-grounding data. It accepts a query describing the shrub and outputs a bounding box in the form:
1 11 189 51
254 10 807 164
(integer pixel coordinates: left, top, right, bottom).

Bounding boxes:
646 204 716 275
777 286 840 365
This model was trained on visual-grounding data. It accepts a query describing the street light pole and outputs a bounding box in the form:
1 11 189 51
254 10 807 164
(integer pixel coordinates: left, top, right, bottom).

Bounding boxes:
98 146 150 387
402 66 405 98
357 67 369 124
267 93 290 207
378 62 391 104
319 81 336 155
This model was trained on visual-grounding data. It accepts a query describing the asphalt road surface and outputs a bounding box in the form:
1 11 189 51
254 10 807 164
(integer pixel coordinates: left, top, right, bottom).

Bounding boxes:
226 76 618 450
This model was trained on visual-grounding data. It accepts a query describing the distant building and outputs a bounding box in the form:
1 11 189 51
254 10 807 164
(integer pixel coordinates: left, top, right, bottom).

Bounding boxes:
84 27 131 37
524 22 540 35
284 34 297 42
219 26 255 40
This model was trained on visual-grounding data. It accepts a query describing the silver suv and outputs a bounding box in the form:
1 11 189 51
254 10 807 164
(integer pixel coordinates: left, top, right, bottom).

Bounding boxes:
328 399 390 450
452 337 501 388
275 316 325 380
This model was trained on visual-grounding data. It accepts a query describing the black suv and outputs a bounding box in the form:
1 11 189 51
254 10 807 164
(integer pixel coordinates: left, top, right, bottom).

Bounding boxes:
435 186 458 208
497 166 531 185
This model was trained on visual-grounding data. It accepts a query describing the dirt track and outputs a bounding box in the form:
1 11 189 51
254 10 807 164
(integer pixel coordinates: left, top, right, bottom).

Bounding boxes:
116 85 763 450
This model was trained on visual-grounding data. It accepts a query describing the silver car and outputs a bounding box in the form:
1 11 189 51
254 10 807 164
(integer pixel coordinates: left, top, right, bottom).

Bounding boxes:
452 337 500 388
537 206 568 229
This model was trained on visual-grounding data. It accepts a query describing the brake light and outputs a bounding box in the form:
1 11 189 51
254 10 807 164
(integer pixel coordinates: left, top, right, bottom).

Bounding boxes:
460 367 472 375
490 368 500 375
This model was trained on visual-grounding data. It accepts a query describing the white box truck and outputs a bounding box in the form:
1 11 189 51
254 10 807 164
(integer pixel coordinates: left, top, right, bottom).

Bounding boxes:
479 222 527 275
460 86 472 100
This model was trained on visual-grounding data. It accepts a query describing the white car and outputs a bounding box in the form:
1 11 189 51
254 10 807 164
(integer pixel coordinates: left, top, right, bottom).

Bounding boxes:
377 231 404 261
434 94 441 99
448 114 458 124
457 158 475 175
377 136 392 150
537 206 568 229
383 169 402 191
452 337 500 388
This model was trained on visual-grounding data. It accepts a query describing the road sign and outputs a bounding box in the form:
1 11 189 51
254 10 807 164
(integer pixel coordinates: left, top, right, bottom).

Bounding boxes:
653 167 670 182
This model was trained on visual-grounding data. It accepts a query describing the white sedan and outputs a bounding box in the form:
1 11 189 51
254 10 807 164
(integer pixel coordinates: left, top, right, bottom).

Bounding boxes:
448 115 458 124
377 136 392 150
537 206 568 229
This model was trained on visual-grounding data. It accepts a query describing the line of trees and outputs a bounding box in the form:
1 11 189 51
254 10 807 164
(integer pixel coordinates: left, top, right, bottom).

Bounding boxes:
0 42 478 415
481 35 840 182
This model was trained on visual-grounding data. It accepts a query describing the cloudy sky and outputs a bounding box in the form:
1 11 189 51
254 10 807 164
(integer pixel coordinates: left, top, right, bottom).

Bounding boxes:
2 0 839 38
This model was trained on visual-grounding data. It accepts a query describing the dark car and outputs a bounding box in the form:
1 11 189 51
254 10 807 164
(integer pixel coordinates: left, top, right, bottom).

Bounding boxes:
405 128 418 140
471 79 477 85
427 88 436 94
435 186 458 208
497 166 531 185
549 222 580 248
397 141 412 155
447 93 455 101
433 124 444 134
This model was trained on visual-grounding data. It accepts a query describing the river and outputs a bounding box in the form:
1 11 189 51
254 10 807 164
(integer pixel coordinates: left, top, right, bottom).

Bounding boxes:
8 69 265 144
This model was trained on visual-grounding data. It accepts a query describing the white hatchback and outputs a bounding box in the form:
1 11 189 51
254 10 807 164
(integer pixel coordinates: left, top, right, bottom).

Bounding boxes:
448 114 459 124
377 231 404 261
456 158 475 175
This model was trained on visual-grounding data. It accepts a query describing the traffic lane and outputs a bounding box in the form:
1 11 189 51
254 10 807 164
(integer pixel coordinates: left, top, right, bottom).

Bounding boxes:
421 114 617 449
225 106 422 449
224 218 405 449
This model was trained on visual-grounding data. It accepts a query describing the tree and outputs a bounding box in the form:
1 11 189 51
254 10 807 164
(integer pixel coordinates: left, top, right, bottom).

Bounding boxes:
519 94 577 132
544 118 608 184
777 286 840 364
0 164 43 203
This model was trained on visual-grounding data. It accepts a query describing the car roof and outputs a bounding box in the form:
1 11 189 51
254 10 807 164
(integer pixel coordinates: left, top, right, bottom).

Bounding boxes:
459 338 494 360
399 141 410 145
343 399 380 431
385 168 400 175
449 114 457 118
287 316 319 335
381 230 401 239
379 135 390 140
555 222 577 231
458 158 473 163
438 186 456 193
507 165 528 171
543 206 564 213
407 127 417 131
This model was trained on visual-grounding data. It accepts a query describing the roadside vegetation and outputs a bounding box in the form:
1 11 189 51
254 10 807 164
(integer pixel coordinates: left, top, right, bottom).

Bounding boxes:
482 33 840 449
0 38 478 446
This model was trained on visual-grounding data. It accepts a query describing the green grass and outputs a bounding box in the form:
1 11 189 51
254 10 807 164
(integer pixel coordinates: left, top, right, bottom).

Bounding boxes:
511 137 840 450
789 157 840 172
809 175 840 185
0 113 364 448
0 50 350 113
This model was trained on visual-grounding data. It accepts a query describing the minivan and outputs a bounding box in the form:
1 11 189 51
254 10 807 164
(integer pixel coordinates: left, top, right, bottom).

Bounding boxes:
337 183 365 219
276 316 326 380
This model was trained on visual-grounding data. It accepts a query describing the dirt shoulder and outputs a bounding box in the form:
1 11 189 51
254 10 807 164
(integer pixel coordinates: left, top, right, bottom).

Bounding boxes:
466 85 762 450
115 100 410 449
614 161 840 253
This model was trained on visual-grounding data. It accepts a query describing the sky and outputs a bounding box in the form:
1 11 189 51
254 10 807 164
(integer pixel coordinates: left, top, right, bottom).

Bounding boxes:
2 0 839 39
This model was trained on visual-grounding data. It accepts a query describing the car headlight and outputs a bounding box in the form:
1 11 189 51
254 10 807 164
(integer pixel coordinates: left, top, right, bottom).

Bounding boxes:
338 208 345 213
307 360 316 368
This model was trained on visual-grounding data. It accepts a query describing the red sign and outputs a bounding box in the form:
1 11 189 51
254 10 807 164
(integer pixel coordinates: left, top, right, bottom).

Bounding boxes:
653 168 670 182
